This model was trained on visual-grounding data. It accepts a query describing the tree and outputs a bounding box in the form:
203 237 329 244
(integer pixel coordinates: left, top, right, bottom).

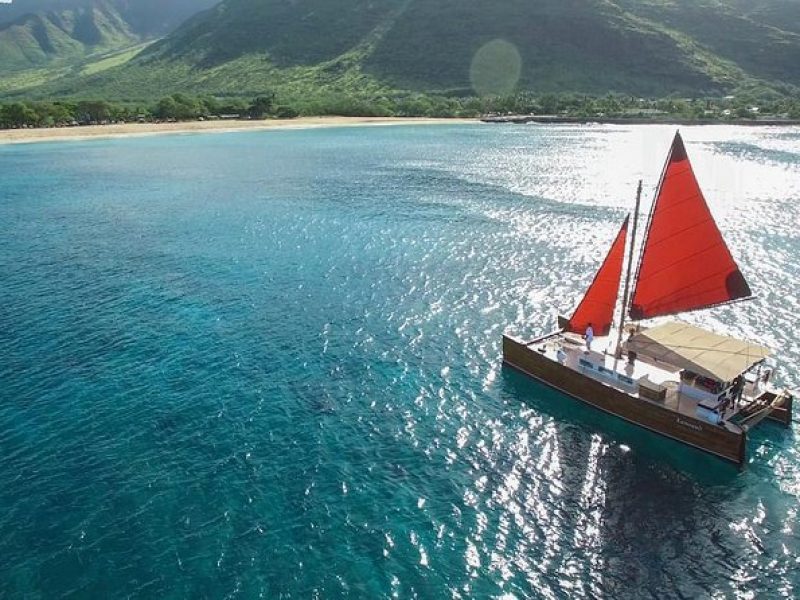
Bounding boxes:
199 96 221 115
33 102 74 126
0 103 37 128
171 93 202 119
248 95 275 118
151 95 203 120
217 98 249 116
539 93 559 114
395 94 433 117
274 105 299 118
154 97 179 120
75 100 112 124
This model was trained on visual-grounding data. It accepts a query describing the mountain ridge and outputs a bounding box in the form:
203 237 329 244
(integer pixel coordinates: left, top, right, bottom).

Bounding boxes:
0 0 217 75
3 0 800 100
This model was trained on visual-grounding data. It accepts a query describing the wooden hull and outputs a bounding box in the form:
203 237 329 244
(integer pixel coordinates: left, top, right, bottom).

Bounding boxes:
503 334 748 467
767 393 794 427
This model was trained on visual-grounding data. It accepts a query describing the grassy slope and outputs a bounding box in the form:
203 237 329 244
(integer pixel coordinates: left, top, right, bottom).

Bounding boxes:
0 42 152 95
736 0 800 35
26 52 391 105
616 0 800 87
80 42 150 76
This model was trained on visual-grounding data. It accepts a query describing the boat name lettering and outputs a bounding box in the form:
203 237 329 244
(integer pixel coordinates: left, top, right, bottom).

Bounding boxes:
676 417 703 432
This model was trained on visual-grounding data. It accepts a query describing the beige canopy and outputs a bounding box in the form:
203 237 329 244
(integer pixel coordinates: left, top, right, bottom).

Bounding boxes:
626 321 770 383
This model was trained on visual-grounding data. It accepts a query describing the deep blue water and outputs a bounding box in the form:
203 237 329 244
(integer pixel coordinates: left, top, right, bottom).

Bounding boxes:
1 124 799 598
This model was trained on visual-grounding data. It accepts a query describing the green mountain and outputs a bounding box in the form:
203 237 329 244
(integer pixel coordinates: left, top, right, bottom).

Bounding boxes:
0 0 218 75
613 0 800 89
736 0 800 35
0 0 219 35
0 0 90 24
0 2 132 72
5 0 800 100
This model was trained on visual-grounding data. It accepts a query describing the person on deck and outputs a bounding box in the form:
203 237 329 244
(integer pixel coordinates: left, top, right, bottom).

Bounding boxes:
584 322 594 353
732 375 745 404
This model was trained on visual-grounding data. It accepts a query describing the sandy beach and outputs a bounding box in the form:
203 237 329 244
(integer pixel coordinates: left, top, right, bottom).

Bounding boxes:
0 116 476 145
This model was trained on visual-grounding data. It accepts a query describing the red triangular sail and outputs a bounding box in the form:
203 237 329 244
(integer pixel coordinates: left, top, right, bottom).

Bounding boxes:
567 216 629 336
629 132 751 321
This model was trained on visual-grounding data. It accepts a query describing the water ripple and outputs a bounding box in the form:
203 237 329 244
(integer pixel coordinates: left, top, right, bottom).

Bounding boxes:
0 124 798 598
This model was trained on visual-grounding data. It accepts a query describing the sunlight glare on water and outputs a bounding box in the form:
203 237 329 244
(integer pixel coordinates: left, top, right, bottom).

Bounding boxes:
0 124 798 598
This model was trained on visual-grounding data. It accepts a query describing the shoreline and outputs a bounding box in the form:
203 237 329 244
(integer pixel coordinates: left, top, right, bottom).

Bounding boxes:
0 116 477 145
481 114 800 126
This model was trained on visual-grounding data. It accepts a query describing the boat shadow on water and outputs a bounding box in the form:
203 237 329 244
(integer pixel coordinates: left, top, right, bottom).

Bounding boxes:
497 366 786 484
493 369 800 596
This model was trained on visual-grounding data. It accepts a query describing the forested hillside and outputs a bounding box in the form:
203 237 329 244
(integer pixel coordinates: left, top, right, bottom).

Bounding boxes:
3 0 799 100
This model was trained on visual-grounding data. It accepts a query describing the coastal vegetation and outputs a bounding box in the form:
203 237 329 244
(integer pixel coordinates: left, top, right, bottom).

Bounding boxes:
0 95 291 129
2 92 799 130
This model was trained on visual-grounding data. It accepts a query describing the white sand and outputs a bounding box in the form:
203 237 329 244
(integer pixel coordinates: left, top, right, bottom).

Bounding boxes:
0 116 477 145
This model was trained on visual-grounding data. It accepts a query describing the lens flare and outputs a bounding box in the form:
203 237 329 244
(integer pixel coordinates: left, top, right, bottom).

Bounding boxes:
470 39 522 97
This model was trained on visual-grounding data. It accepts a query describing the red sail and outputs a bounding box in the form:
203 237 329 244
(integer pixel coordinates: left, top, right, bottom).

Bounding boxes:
629 132 751 321
567 216 629 336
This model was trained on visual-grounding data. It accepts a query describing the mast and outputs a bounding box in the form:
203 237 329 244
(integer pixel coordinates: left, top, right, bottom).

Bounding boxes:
631 133 673 300
614 180 642 359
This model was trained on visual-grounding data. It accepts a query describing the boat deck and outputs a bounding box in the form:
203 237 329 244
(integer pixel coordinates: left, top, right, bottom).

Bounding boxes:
530 332 747 433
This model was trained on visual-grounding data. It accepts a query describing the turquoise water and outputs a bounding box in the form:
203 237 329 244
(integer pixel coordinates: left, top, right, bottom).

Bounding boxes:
1 124 798 598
